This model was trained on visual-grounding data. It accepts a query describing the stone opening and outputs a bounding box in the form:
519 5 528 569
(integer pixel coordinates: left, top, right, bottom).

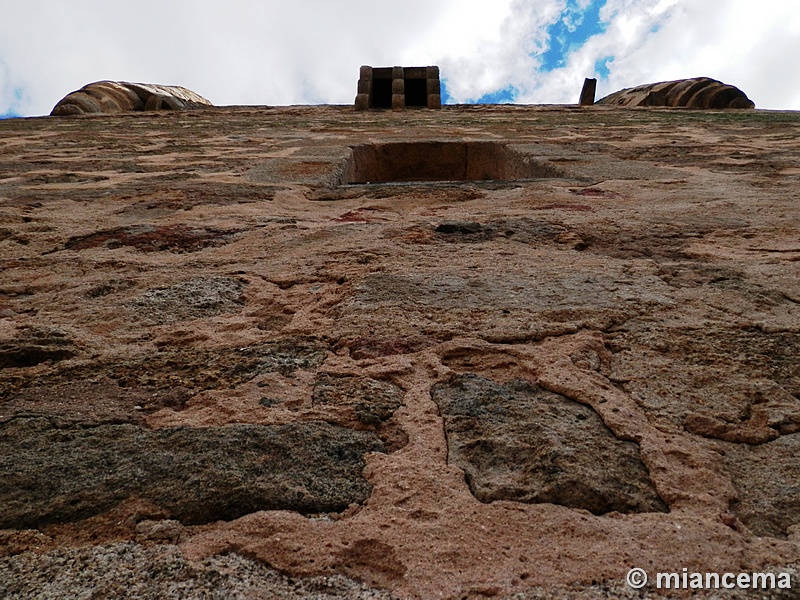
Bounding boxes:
371 68 393 109
404 77 429 107
343 141 561 184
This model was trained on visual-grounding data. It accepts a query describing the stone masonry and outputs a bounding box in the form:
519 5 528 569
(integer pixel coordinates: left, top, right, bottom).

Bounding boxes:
355 65 441 110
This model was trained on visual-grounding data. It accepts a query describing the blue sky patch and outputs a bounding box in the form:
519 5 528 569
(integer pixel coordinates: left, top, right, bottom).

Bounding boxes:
594 55 613 79
446 1 611 105
473 85 517 104
440 80 518 105
1 85 25 119
538 0 608 71
440 79 452 105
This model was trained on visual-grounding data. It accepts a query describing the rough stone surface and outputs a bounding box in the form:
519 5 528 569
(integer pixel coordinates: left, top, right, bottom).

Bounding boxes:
0 338 328 399
130 276 246 324
51 81 212 115
1 105 799 598
0 377 192 426
0 419 384 528
0 327 77 369
0 542 395 599
720 434 800 538
313 374 404 426
598 77 755 109
64 224 241 253
432 374 667 514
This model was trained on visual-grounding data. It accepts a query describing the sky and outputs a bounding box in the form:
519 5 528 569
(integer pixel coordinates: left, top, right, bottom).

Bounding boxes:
1 0 799 118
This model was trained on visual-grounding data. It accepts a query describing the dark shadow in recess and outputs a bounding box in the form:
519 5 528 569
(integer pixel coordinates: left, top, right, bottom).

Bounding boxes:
341 141 565 184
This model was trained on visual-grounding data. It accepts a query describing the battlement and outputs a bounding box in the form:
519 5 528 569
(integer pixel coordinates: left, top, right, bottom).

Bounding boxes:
355 65 441 110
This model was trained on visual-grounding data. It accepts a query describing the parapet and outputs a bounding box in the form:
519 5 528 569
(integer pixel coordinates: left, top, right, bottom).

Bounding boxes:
355 66 441 110
597 77 755 109
51 81 213 116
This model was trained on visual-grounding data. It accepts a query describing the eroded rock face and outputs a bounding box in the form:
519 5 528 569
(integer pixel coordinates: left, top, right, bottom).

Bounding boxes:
0 327 76 369
0 419 384 528
339 266 673 345
432 374 667 514
0 542 395 599
721 435 800 538
0 338 328 399
130 276 246 325
0 378 191 427
64 224 241 253
313 374 404 426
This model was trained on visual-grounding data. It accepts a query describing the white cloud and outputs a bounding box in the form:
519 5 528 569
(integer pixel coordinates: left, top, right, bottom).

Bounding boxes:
0 0 453 114
433 0 564 102
525 0 800 108
1 0 799 115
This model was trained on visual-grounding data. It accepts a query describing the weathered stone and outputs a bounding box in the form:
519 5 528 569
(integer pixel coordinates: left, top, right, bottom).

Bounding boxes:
50 81 143 115
63 224 241 253
432 374 667 514
313 374 404 426
0 419 384 528
579 77 597 106
719 434 800 538
129 276 246 324
338 265 672 344
51 81 212 115
434 217 566 244
355 93 370 111
610 324 800 434
684 381 800 445
3 102 800 599
597 77 754 109
355 65 441 110
31 339 325 395
0 378 191 427
333 538 408 589
333 335 432 360
135 519 186 543
0 543 396 599
0 327 77 370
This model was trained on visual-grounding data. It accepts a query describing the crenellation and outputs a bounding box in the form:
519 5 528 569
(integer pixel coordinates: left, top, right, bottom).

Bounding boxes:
355 64 442 110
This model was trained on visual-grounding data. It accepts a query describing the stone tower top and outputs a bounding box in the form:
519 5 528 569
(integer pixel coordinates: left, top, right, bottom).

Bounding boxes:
355 65 442 111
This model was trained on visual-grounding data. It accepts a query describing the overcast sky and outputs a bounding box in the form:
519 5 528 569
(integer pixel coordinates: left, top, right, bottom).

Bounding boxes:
1 0 799 118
